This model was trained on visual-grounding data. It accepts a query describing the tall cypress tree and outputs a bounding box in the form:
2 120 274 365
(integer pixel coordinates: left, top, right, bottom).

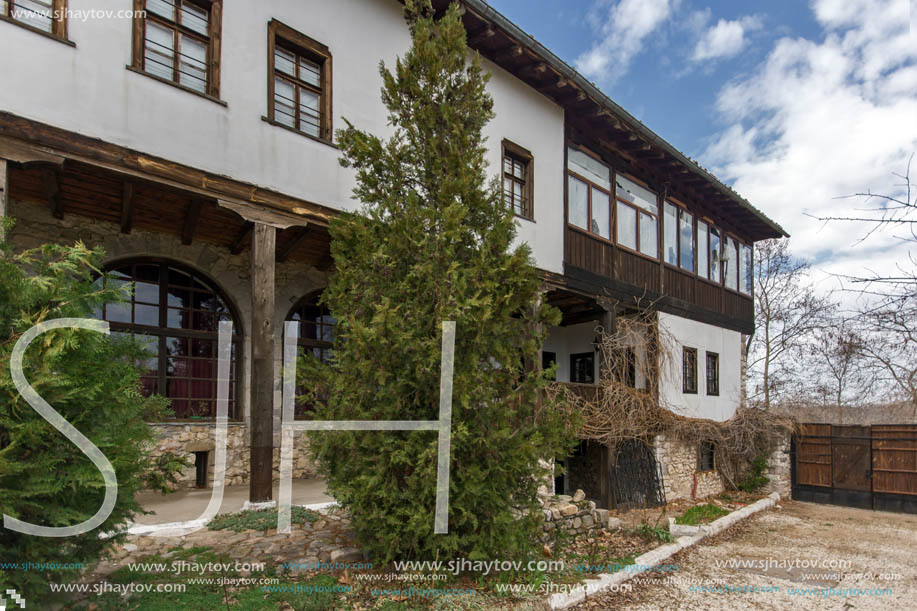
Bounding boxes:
305 0 575 562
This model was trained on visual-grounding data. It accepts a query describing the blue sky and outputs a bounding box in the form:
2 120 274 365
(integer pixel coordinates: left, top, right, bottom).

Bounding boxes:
488 0 917 287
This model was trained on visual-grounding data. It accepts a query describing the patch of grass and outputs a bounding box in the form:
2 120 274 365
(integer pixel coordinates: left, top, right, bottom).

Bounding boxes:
207 506 319 532
675 503 729 525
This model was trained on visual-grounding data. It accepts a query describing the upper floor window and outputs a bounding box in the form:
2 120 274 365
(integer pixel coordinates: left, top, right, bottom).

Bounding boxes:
709 226 722 283
132 0 222 98
567 147 612 240
1 0 68 39
682 346 698 394
706 351 719 396
502 140 533 220
267 20 332 142
697 220 710 280
723 235 739 291
664 201 694 273
740 243 753 295
615 175 658 258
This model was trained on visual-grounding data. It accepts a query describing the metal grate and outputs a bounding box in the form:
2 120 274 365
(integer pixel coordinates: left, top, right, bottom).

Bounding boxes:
610 439 666 509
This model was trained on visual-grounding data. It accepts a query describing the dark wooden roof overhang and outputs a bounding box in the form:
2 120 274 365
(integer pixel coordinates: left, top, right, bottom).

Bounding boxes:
432 0 788 242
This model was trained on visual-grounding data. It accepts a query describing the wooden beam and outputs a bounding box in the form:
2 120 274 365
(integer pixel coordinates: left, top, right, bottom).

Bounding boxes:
468 25 495 46
120 180 135 234
494 44 523 65
217 198 311 230
40 166 62 219
230 222 253 255
181 199 204 245
0 113 333 226
519 62 548 81
276 224 311 262
0 159 8 239
249 222 276 503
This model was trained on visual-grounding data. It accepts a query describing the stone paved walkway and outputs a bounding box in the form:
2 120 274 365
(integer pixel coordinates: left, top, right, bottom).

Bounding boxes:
88 506 363 583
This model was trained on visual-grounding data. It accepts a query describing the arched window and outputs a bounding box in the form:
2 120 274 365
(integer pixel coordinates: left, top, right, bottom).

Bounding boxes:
100 260 240 420
287 291 336 419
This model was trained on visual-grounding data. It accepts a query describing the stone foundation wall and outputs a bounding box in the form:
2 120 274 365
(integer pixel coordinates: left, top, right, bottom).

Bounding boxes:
540 490 608 540
149 424 318 489
654 435 725 501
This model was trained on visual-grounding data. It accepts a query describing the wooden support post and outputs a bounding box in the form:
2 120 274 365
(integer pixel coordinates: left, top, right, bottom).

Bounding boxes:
598 303 617 510
249 222 276 503
0 159 8 240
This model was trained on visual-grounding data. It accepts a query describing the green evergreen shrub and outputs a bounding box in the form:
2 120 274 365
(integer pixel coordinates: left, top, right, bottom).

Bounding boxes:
0 223 177 602
303 0 578 565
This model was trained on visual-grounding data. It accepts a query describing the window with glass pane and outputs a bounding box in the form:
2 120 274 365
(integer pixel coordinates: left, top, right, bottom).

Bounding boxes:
138 0 214 95
639 212 657 257
740 244 753 294
683 347 698 394
664 202 677 265
3 0 62 33
614 175 658 257
616 201 637 250
502 143 532 219
568 175 588 230
705 352 719 396
566 147 612 240
269 21 332 141
99 261 239 420
697 221 709 280
287 293 336 419
723 236 738 290
709 227 721 283
679 210 694 272
592 187 610 239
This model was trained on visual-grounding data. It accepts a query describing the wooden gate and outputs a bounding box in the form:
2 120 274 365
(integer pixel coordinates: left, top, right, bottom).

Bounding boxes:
793 423 917 513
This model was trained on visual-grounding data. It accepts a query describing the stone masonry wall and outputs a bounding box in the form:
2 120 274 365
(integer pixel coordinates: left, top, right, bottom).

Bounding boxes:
654 435 725 501
8 196 325 487
762 434 791 496
540 489 608 541
150 425 318 489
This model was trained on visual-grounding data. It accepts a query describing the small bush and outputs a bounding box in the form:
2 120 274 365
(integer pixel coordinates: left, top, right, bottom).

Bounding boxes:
636 524 675 542
675 504 729 525
738 456 770 492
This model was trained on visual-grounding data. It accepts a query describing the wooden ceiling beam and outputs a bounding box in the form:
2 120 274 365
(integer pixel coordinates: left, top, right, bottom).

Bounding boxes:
120 180 134 234
276 224 312 263
494 44 523 65
40 166 62 219
230 221 253 255
181 199 204 246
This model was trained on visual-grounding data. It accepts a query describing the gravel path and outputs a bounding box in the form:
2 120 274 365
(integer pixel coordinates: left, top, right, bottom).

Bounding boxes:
573 500 917 610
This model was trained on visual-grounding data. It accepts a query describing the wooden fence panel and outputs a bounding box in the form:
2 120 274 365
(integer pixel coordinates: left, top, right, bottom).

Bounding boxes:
872 425 917 496
796 423 832 487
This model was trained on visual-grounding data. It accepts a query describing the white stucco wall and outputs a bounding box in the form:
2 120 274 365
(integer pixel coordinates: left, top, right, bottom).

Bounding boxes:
0 0 565 272
658 311 742 422
543 322 599 383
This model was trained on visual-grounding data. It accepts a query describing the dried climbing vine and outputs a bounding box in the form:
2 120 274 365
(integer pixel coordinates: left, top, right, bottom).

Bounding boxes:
548 309 796 488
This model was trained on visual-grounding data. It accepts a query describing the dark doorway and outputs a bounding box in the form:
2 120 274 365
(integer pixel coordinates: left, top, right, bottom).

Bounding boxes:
609 440 666 509
194 451 209 488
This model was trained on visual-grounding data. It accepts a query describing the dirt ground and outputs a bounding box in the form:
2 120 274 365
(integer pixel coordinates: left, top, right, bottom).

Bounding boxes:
574 500 917 610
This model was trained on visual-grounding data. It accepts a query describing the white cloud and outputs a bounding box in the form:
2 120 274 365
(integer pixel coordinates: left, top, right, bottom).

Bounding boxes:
701 0 917 286
575 0 676 84
691 15 763 62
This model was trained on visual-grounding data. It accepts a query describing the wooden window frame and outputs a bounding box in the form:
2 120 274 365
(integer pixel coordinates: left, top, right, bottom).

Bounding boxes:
738 242 754 296
705 351 719 396
682 346 698 394
1 0 71 43
130 0 223 102
502 139 534 221
570 352 596 385
663 198 698 275
697 441 716 472
100 259 242 422
265 19 333 144
614 172 659 260
707 223 723 285
722 232 743 294
567 171 613 243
